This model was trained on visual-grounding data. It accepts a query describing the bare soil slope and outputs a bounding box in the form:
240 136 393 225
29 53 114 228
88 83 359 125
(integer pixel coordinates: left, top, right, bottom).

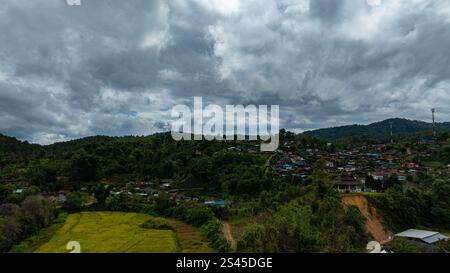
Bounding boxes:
342 195 392 244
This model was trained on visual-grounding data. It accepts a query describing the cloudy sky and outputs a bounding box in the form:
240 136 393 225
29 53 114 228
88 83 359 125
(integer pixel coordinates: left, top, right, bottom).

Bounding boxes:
1 0 450 144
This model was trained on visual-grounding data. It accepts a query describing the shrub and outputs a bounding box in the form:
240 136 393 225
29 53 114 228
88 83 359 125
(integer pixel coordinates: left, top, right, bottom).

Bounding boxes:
201 218 230 253
393 238 419 253
140 217 173 230
236 224 266 253
184 207 215 227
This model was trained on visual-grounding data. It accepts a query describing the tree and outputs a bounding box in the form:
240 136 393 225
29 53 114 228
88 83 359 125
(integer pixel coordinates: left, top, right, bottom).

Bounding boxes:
71 151 98 181
383 174 398 190
20 195 55 232
237 224 267 253
64 192 87 212
93 183 110 206
344 205 366 235
393 238 418 253
105 194 128 211
29 166 58 191
437 240 450 253
184 207 214 227
155 192 175 215
0 185 9 203
0 216 22 252
366 175 382 192
0 196 55 252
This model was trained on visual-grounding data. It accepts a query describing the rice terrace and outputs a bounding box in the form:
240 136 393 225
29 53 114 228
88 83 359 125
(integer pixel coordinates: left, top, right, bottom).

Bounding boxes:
16 212 212 253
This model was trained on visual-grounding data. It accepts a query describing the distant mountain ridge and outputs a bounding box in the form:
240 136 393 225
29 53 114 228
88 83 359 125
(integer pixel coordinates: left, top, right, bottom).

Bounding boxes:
303 118 450 142
1 118 450 149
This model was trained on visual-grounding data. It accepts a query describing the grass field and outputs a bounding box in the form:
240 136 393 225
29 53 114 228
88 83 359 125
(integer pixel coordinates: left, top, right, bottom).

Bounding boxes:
167 218 213 253
30 211 211 253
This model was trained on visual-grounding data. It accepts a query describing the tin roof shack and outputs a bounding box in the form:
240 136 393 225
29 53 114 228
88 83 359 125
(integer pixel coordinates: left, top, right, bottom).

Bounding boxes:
204 200 227 207
370 170 407 181
395 229 447 252
160 179 174 190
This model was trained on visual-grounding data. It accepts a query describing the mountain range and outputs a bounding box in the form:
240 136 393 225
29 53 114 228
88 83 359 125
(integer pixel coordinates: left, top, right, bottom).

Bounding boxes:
1 118 450 148
303 118 450 142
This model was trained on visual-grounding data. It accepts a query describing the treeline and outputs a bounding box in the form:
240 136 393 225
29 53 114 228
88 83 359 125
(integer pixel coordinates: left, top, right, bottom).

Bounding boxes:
0 134 44 169
369 181 450 232
0 195 56 252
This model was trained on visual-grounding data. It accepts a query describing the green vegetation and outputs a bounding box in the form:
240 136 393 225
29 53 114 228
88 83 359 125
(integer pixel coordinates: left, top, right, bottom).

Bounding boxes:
9 213 67 253
437 240 450 253
1 128 449 253
12 212 213 253
392 237 419 253
304 118 450 143
168 219 213 253
235 176 369 253
369 182 450 232
141 217 173 230
35 212 178 253
0 195 56 252
155 198 230 252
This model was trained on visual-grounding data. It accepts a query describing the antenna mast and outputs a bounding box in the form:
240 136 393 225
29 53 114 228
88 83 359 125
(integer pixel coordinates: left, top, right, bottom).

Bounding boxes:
390 121 393 144
431 108 436 139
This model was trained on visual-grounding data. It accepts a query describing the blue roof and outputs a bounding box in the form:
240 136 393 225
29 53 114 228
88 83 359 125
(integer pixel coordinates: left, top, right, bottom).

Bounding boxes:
205 201 226 206
422 233 447 244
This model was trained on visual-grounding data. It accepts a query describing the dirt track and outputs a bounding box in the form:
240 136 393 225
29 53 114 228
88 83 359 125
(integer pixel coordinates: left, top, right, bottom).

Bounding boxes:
342 195 392 244
221 221 236 249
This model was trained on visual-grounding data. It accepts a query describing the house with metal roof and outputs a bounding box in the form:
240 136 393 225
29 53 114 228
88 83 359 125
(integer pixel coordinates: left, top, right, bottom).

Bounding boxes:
204 200 227 207
395 229 447 245
334 175 364 193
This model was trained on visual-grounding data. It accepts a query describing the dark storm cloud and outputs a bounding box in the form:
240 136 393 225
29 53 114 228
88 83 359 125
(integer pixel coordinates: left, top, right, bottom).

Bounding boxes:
309 0 344 23
0 0 450 144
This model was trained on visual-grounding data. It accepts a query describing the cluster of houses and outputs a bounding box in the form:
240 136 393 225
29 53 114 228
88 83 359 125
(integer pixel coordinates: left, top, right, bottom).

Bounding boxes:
42 190 70 203
270 144 430 193
13 177 228 209
272 149 313 178
109 180 231 207
11 188 70 204
108 179 201 203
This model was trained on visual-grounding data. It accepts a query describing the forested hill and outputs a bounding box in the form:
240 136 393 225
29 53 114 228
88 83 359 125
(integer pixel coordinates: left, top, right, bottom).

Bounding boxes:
2 117 450 153
0 134 43 158
303 118 450 142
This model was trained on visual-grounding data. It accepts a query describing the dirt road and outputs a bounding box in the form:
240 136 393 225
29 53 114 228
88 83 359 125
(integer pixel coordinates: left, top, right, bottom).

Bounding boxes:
221 221 236 249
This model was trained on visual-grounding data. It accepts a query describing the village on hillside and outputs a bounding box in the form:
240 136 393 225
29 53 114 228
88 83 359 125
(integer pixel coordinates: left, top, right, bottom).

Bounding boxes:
3 131 450 253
